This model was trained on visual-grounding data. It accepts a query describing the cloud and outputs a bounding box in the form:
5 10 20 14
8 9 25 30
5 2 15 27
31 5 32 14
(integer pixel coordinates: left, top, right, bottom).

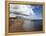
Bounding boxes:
10 4 42 20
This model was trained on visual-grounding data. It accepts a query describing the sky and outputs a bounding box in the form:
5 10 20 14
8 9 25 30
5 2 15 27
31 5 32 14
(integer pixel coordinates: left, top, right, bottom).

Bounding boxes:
32 5 43 19
10 4 43 20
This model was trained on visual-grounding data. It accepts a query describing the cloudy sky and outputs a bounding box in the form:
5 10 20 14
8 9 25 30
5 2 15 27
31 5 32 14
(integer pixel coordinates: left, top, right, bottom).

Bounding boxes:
10 4 43 20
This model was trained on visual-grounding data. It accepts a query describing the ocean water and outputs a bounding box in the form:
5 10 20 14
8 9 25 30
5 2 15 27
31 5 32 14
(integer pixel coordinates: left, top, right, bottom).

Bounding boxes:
32 19 43 31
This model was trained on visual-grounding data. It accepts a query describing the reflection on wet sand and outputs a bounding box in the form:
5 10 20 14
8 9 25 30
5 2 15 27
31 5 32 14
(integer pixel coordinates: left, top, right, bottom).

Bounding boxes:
9 17 42 33
9 17 34 32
